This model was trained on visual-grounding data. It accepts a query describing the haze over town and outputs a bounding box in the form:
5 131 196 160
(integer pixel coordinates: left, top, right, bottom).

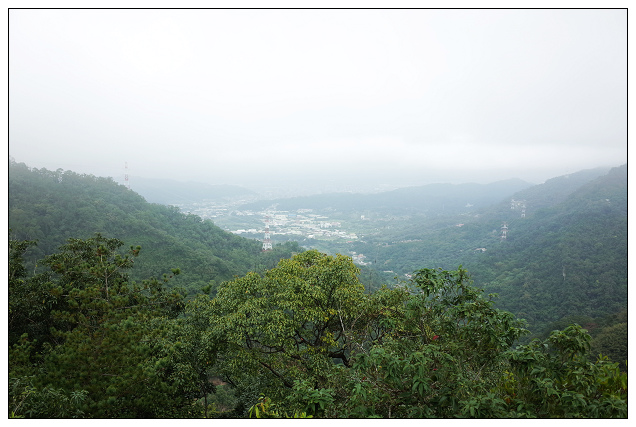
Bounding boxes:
9 8 626 195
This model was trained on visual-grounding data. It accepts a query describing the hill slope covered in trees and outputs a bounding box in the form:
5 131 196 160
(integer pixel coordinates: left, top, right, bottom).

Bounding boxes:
8 160 627 418
8 160 299 295
475 165 627 328
345 165 626 362
9 242 627 418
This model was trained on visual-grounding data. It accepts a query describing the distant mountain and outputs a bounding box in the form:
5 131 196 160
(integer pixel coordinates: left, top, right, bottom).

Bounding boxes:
382 178 534 212
477 164 627 330
8 161 297 295
353 165 627 335
241 178 534 214
128 176 257 204
470 166 613 221
502 166 612 212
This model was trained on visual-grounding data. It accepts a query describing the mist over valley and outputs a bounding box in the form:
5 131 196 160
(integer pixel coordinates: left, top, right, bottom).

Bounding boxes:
8 8 627 419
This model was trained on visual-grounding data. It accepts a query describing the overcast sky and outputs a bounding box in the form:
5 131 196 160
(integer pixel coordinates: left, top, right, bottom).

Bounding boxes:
9 8 627 193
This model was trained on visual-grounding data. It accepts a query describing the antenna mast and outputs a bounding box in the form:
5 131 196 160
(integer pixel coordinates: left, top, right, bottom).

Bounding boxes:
501 222 508 240
124 162 130 190
511 199 527 218
262 215 273 251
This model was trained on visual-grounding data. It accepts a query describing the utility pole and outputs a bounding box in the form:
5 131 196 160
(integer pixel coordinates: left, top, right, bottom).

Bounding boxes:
124 162 130 190
262 215 273 251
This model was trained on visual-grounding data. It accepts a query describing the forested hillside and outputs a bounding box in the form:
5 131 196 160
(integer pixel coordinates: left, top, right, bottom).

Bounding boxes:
347 165 627 366
9 243 627 418
497 166 611 212
8 160 627 418
476 165 627 330
8 160 299 295
348 167 618 276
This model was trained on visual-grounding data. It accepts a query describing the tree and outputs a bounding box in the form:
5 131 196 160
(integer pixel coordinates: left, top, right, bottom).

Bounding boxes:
213 263 627 418
9 233 628 418
505 325 627 417
147 295 223 418
8 234 192 418
334 267 529 418
202 250 366 414
590 321 627 372
8 235 55 349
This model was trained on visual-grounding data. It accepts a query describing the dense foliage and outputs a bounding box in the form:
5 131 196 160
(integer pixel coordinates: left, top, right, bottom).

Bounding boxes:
9 238 627 418
8 159 299 296
479 168 627 331
9 235 192 417
343 166 626 344
8 161 627 418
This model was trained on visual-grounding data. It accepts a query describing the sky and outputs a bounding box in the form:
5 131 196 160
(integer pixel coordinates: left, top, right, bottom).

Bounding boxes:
8 7 627 194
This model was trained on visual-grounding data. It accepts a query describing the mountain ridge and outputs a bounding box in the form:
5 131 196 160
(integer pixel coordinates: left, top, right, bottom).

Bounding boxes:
239 178 535 214
8 160 298 295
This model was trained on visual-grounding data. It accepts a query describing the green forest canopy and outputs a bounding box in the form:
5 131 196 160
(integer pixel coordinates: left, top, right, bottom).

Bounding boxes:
8 160 627 418
8 159 301 296
8 236 627 418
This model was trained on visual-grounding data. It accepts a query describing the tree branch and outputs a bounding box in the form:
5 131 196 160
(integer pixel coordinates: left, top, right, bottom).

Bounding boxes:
259 360 293 388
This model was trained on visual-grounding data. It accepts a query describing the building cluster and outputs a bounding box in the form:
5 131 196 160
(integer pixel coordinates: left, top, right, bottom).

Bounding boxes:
173 199 363 256
265 211 357 241
226 209 358 242
350 252 368 265
172 198 251 219
173 197 361 244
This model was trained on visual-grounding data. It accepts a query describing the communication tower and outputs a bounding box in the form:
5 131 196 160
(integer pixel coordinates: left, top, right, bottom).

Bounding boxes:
262 216 273 251
511 199 527 218
501 222 508 240
124 162 130 190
